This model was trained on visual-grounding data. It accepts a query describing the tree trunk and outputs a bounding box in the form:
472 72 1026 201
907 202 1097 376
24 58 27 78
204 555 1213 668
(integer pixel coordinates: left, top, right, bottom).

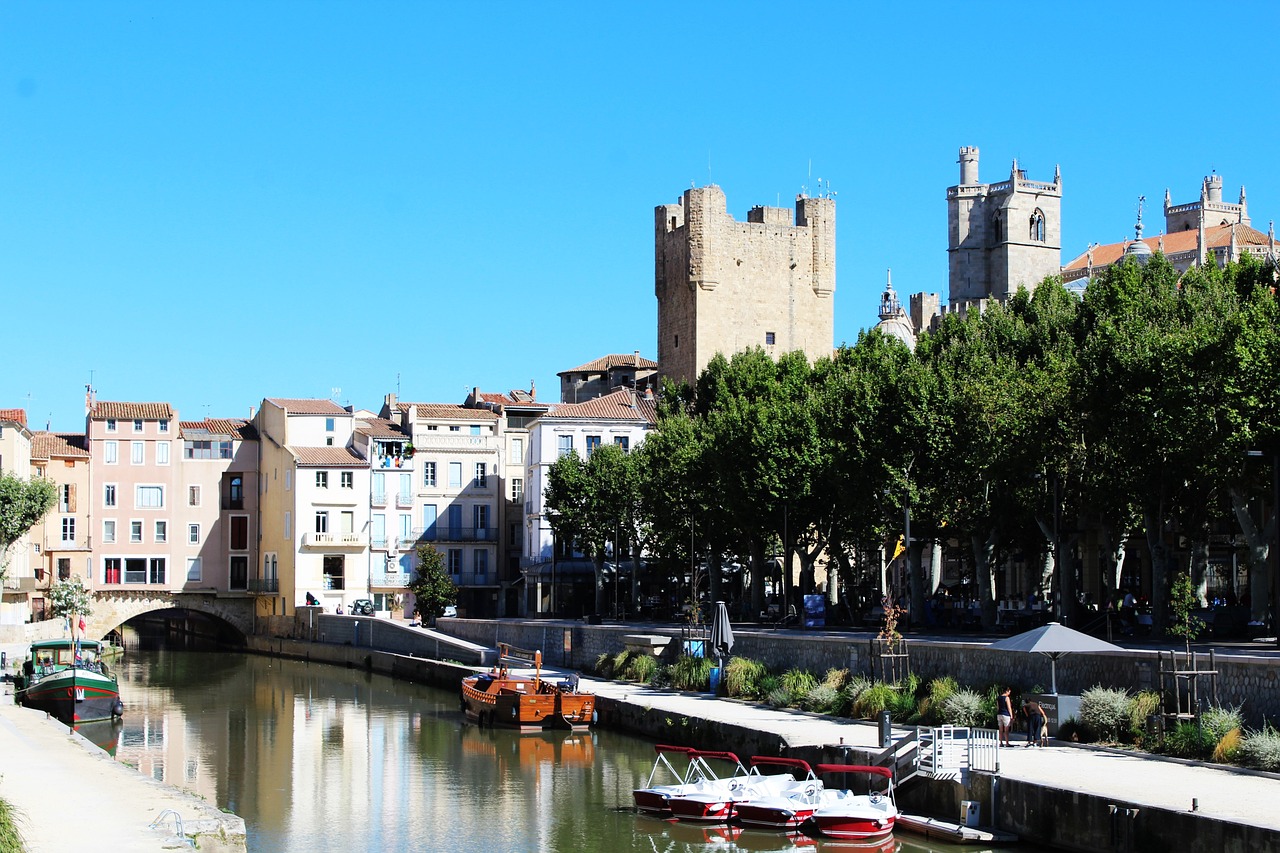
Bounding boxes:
1144 509 1171 636
1229 486 1273 623
971 529 999 629
1098 525 1128 610
708 547 723 609
907 539 926 630
593 552 606 616
1189 532 1210 608
749 537 767 616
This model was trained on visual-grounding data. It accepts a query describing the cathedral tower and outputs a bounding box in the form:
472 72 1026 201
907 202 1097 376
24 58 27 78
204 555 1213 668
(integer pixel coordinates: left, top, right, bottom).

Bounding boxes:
655 185 835 387
947 147 1061 303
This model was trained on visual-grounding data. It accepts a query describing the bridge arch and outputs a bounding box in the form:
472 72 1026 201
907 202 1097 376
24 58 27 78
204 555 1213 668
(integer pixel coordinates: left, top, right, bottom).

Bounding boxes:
87 591 256 642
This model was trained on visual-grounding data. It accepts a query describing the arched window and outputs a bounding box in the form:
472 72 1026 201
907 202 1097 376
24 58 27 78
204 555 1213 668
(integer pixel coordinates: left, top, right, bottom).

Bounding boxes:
991 214 1003 243
1030 209 1046 242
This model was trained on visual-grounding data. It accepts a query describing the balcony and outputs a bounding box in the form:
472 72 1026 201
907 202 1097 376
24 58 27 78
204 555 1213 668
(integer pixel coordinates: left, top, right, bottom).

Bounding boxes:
395 492 414 509
450 571 496 587
422 526 496 543
370 572 412 589
248 577 280 594
302 532 368 549
371 492 388 508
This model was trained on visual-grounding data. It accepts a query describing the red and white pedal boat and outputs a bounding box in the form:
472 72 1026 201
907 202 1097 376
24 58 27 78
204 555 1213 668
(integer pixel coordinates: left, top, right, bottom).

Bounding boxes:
732 756 825 830
807 764 898 841
632 746 749 817
668 754 806 824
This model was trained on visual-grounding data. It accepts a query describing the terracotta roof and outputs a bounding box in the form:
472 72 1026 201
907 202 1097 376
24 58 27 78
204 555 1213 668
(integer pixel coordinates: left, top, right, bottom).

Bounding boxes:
180 418 258 441
0 408 27 427
89 401 174 421
1063 224 1274 272
355 418 409 438
396 402 500 421
266 398 349 415
31 432 89 460
542 389 658 424
476 391 551 410
558 353 658 375
290 446 367 467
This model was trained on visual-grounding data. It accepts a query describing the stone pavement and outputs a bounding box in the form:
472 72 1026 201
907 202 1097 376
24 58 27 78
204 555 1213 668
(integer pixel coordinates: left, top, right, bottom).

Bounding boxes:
0 684 245 852
580 673 1280 833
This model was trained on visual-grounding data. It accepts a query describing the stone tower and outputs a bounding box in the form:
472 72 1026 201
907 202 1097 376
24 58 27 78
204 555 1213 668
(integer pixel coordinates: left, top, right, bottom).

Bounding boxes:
947 147 1061 304
654 185 835 387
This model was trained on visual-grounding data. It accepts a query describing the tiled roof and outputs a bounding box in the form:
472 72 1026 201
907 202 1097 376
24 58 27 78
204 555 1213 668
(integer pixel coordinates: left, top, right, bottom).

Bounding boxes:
542 389 658 424
266 398 349 415
89 401 174 421
476 391 551 410
396 402 500 421
180 418 258 441
558 353 658 375
290 446 367 467
355 418 409 438
1063 224 1274 272
31 432 89 460
0 408 27 427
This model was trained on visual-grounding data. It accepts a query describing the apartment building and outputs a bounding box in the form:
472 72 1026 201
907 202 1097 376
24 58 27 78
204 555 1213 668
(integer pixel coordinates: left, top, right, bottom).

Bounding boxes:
0 409 38 625
89 400 182 592
524 388 657 614
382 397 501 618
255 399 369 615
176 418 259 595
351 414 412 615
29 430 92 619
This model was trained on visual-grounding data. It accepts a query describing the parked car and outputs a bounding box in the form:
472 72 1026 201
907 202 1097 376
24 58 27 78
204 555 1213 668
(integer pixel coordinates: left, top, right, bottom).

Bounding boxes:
350 599 375 616
443 605 457 618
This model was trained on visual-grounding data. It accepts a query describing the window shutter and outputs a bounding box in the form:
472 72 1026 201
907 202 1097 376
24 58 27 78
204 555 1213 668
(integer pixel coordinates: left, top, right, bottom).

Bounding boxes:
67 484 77 513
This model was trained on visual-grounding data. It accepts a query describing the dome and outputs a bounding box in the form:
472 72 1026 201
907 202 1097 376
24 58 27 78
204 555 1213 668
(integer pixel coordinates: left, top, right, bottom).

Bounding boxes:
873 269 916 347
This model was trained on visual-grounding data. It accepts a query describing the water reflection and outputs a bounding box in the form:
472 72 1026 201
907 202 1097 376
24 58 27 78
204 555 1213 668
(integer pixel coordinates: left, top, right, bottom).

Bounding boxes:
110 650 1046 853
74 719 122 757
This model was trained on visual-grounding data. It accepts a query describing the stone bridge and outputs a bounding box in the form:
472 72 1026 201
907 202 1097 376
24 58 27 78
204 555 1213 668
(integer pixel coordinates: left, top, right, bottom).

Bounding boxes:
87 590 257 641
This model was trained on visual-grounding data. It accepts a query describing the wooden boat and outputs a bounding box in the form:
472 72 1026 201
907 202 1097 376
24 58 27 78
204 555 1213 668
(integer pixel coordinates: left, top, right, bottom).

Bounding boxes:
732 756 824 830
14 638 124 725
807 764 898 841
460 643 594 731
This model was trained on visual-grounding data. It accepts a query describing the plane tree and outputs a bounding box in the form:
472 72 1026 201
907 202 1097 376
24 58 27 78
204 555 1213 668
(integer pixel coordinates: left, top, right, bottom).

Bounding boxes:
0 473 57 584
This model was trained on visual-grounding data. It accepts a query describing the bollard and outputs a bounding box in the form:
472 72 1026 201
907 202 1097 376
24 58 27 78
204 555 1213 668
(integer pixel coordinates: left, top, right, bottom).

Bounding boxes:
879 710 892 748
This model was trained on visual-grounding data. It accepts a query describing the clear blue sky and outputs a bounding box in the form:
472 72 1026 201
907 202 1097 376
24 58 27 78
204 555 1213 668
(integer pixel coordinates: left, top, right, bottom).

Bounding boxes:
4 2 1277 432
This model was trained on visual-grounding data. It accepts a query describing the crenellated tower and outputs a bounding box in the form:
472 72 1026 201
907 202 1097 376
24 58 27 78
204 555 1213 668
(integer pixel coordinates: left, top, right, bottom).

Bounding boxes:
655 185 835 387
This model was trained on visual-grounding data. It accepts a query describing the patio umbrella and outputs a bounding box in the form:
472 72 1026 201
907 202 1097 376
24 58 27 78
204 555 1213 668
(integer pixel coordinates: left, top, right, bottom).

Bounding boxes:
987 621 1123 694
709 601 735 667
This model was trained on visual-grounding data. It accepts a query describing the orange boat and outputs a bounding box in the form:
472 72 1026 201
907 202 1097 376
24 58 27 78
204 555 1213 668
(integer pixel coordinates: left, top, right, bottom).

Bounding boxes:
461 643 595 731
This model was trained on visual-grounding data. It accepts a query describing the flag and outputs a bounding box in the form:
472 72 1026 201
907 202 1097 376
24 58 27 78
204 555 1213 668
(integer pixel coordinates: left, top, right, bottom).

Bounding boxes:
891 536 906 561
78 615 87 634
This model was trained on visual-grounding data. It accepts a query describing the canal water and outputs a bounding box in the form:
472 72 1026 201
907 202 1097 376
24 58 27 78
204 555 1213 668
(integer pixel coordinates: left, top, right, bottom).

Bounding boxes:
98 648 1051 853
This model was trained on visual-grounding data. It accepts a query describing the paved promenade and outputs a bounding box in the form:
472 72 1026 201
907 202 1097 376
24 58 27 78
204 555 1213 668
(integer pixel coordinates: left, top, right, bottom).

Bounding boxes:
0 683 245 852
582 674 1280 833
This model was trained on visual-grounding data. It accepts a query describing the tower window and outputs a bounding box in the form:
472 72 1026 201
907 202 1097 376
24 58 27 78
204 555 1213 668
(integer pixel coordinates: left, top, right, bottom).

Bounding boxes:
673 335 679 348
991 214 1003 243
1030 209 1046 242
765 332 776 345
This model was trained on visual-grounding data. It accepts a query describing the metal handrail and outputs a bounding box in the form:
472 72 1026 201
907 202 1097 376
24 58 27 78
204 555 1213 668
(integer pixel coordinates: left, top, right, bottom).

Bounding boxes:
149 809 194 847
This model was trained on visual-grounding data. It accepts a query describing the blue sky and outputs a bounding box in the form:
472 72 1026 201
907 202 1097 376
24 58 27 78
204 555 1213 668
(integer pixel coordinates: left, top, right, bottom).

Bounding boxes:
3 2 1277 432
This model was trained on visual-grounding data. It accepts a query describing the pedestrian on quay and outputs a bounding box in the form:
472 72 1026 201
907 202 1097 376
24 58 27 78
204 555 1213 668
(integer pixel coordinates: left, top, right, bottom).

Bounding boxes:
996 687 1014 747
1022 696 1045 747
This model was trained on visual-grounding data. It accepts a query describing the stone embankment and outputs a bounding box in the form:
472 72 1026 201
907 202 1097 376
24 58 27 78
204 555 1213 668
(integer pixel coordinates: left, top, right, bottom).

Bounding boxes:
0 688 246 852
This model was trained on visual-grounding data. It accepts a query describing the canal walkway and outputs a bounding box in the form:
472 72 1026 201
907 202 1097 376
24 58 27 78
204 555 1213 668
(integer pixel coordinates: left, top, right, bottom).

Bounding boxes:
0 685 245 852
575 672 1280 834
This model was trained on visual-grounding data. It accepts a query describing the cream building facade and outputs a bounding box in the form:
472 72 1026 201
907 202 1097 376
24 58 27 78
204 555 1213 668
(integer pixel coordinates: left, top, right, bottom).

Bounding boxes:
0 409 39 625
28 430 92 620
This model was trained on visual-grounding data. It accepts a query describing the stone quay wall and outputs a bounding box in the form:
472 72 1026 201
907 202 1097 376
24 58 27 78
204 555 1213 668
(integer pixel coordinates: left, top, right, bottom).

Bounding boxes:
437 619 1280 727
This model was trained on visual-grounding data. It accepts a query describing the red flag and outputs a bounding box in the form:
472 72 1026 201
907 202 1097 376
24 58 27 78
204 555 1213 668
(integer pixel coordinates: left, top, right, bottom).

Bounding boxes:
78 616 87 634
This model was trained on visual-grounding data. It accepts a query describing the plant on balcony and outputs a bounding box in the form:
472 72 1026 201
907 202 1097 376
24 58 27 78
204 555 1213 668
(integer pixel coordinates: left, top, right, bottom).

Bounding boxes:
402 444 415 459
408 542 457 623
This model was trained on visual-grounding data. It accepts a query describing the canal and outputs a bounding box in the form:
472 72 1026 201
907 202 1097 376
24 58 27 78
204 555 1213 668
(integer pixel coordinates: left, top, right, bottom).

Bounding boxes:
95 647 1052 852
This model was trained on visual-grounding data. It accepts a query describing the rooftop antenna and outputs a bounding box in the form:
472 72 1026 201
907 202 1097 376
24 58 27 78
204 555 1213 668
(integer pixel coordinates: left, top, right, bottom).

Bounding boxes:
330 386 342 402
396 372 401 396
707 150 712 186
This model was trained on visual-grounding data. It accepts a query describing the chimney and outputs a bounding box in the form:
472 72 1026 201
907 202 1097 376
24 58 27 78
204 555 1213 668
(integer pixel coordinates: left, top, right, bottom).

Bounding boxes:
634 349 640 365
84 384 95 415
472 386 480 406
530 380 536 401
249 405 255 419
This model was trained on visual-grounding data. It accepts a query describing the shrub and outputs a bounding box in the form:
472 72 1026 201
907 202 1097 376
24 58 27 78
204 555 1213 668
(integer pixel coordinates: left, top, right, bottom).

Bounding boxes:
838 676 872 718
804 684 841 714
1057 717 1088 743
1162 722 1213 760
1213 727 1243 764
821 668 850 691
766 686 793 708
892 673 922 722
669 655 712 692
918 677 959 725
1201 706 1244 744
594 653 615 678
1079 687 1130 742
724 657 768 699
611 650 633 677
649 665 673 690
1126 691 1162 745
781 669 818 699
979 685 1000 728
941 688 986 727
1239 727 1280 771
0 796 24 853
625 654 658 683
853 683 899 719
758 674 782 698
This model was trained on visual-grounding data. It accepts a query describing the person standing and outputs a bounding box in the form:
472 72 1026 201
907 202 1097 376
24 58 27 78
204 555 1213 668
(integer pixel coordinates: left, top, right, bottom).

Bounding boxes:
1022 696 1045 747
996 688 1014 747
